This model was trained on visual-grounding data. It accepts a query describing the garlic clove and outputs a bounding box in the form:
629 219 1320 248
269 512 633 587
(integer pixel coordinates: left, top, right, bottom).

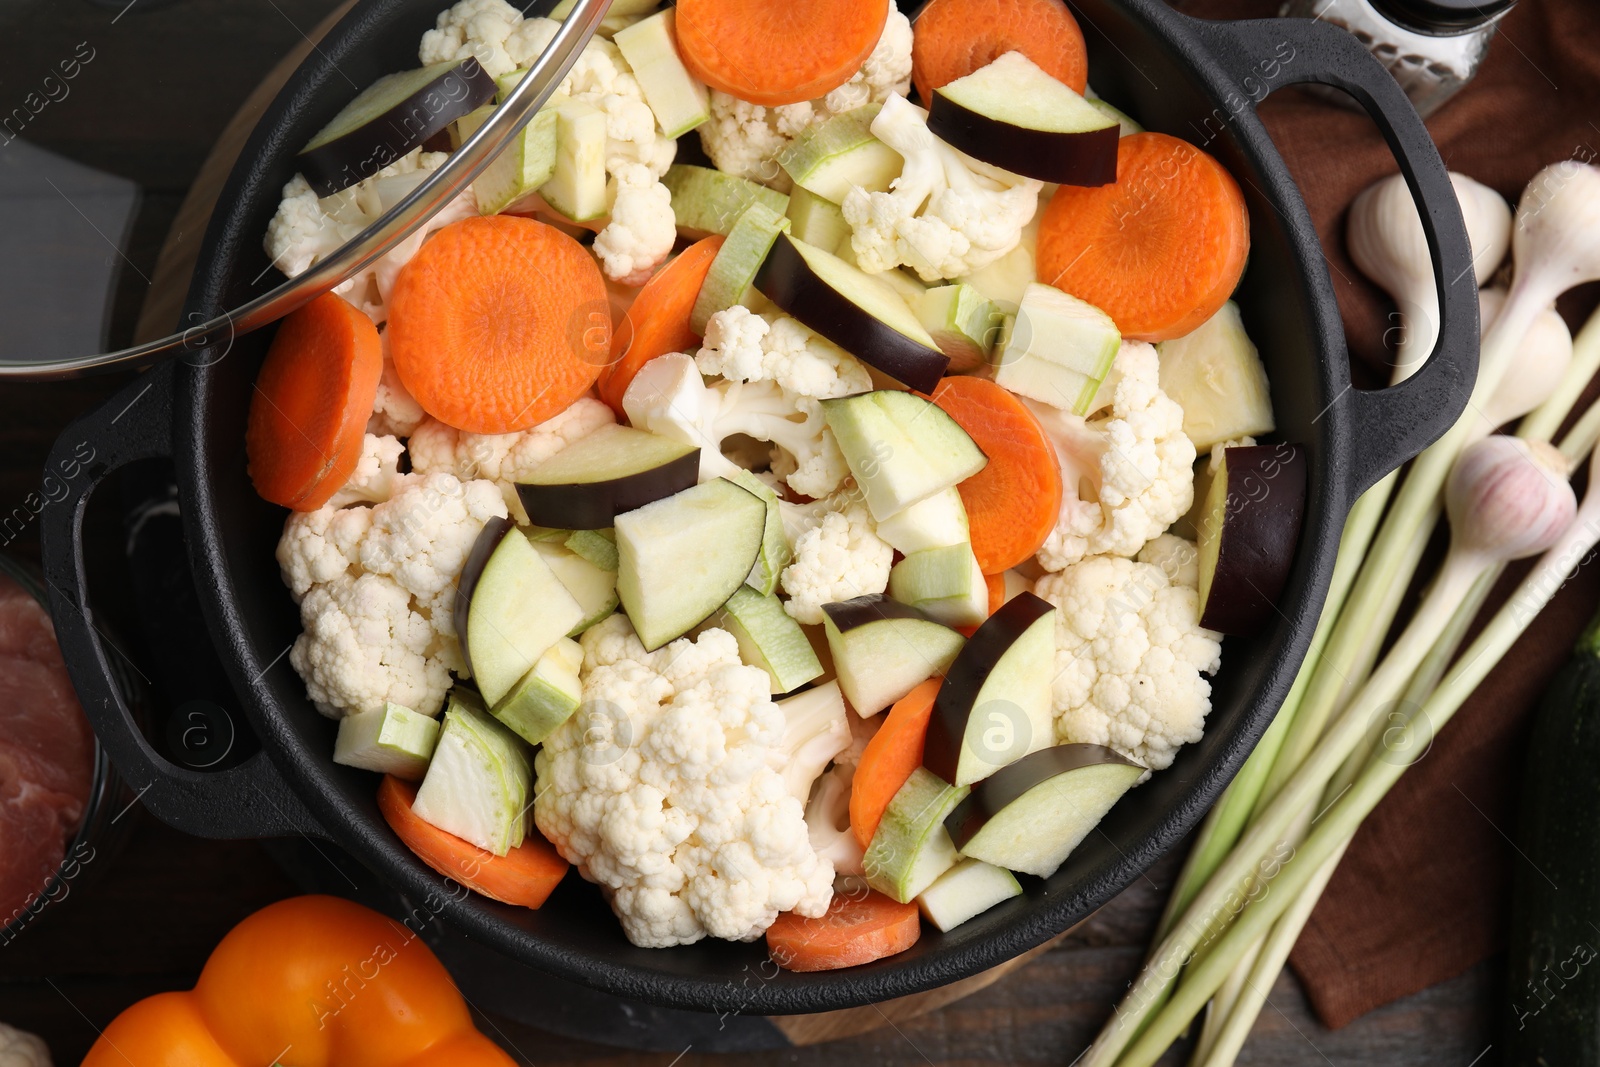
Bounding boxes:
1347 172 1512 383
1446 435 1576 561
1477 287 1574 429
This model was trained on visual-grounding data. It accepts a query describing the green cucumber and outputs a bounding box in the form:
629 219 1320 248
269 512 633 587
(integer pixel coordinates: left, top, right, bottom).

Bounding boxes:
540 97 609 222
456 101 560 215
491 637 583 746
992 283 1121 415
785 187 852 254
333 702 440 781
727 469 790 596
690 200 791 333
613 9 710 138
712 586 824 695
778 104 903 204
1507 606 1600 1061
915 285 1003 373
663 164 789 239
863 767 968 903
615 478 768 650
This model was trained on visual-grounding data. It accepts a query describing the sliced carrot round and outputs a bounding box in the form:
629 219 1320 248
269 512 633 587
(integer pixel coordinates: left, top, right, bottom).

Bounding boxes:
598 235 724 413
766 889 921 972
851 678 942 850
930 376 1063 573
912 0 1088 104
246 292 382 512
1037 132 1250 342
676 0 890 107
378 776 568 910
985 571 1006 616
387 215 610 434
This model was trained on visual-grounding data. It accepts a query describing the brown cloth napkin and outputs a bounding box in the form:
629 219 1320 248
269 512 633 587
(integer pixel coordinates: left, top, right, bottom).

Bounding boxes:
1165 0 1600 1029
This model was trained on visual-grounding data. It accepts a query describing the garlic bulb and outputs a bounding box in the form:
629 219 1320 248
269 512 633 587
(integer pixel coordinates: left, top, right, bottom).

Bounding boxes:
1478 287 1574 428
1446 435 1575 561
1347 171 1512 382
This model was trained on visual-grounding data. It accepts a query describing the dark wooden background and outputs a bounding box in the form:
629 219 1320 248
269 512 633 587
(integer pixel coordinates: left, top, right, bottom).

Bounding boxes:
0 0 1504 1062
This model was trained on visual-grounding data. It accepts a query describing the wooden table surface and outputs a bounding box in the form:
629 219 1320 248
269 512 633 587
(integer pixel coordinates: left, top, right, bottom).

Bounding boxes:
0 0 1505 1062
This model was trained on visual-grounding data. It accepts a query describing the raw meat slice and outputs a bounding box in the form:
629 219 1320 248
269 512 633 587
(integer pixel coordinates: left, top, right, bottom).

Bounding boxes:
0 580 62 667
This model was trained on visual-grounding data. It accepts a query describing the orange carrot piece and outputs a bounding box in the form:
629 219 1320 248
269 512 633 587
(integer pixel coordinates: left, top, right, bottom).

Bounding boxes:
912 0 1088 104
1037 132 1251 343
985 571 1006 616
677 0 890 107
767 889 921 972
930 376 1063 573
598 235 724 413
387 215 610 434
378 776 568 910
246 292 382 512
851 678 942 850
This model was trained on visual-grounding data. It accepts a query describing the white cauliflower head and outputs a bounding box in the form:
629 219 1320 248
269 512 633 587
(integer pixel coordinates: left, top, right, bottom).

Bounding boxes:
369 347 428 438
696 305 873 400
842 94 1042 283
594 162 677 286
327 434 407 509
1031 342 1198 571
534 616 841 947
277 472 509 718
0 1022 50 1067
263 149 475 324
779 491 893 625
408 397 616 521
623 352 850 499
418 0 525 76
697 4 912 188
1035 546 1222 773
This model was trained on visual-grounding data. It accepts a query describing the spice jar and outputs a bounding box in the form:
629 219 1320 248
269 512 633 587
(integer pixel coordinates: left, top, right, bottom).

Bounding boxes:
1279 0 1516 116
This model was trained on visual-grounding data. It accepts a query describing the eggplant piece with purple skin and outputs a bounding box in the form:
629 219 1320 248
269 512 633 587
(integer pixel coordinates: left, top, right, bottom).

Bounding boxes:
821 596 965 716
755 235 950 393
1196 443 1308 635
922 592 1057 787
297 59 497 196
927 52 1119 188
515 424 701 530
452 516 515 679
944 743 1144 878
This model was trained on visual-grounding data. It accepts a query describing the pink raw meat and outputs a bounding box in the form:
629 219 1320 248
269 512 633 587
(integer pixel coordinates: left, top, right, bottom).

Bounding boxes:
0 573 94 927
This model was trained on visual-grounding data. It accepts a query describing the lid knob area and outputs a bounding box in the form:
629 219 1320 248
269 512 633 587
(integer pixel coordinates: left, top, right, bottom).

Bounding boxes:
1369 0 1516 32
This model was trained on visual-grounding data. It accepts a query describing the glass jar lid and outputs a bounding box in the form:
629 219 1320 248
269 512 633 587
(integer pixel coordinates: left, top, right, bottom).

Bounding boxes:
1369 0 1516 33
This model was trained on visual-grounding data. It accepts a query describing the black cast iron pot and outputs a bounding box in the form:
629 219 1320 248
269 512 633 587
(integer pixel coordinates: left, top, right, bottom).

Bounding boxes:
41 0 1478 1015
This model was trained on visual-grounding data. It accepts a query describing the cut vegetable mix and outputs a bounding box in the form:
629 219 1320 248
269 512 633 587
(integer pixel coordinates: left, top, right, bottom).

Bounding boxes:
822 390 988 522
863 767 969 903
992 283 1121 414
387 216 610 434
712 586 825 695
914 284 1004 373
778 105 904 203
411 691 533 856
612 9 710 139
540 98 610 222
663 165 789 239
456 99 558 216
823 596 966 716
851 678 942 849
515 423 701 530
691 200 792 333
333 703 440 781
460 524 584 707
491 637 583 746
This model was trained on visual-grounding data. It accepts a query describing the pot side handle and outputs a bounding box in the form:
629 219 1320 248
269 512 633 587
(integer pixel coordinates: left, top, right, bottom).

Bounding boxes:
39 365 324 840
1190 15 1479 503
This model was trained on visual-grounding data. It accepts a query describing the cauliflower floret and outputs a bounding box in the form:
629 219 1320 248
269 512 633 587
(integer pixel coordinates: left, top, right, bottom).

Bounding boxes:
697 5 912 188
624 352 850 498
842 94 1041 282
697 306 873 400
1030 342 1198 571
1036 549 1222 773
0 1022 50 1067
780 496 893 625
263 150 475 324
327 434 407 508
535 617 844 948
369 348 427 438
418 0 525 76
593 163 677 286
277 472 509 718
408 398 616 521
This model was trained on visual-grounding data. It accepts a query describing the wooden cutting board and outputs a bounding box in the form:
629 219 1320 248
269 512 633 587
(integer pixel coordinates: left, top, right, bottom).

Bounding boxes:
133 0 1070 1045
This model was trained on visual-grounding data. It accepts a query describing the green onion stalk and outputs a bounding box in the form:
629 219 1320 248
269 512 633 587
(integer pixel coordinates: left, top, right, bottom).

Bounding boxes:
1083 160 1600 1067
